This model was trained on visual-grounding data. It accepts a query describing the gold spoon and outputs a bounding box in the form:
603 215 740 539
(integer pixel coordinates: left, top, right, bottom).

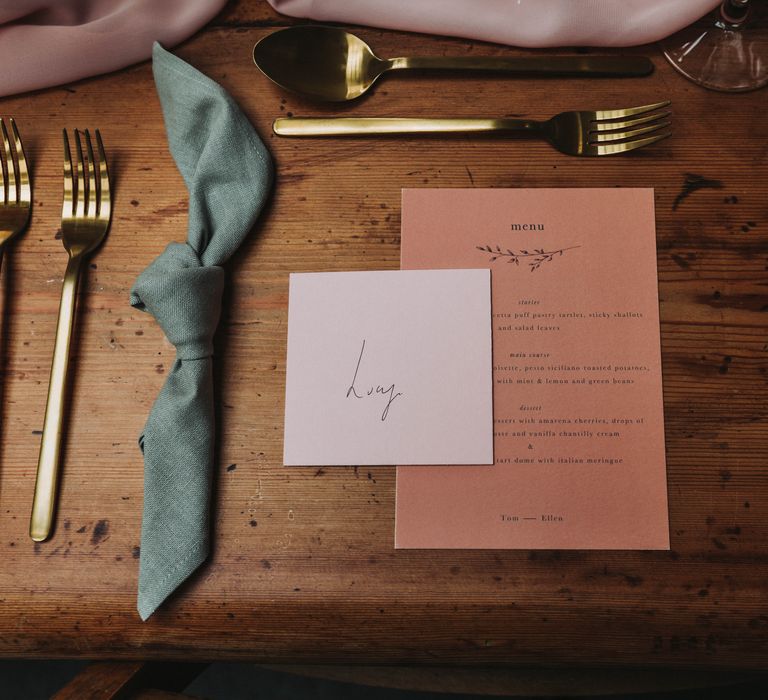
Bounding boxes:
253 25 654 103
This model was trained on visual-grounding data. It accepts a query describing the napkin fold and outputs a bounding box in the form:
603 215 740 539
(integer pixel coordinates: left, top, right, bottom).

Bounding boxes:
131 43 273 621
267 0 721 47
0 1 227 98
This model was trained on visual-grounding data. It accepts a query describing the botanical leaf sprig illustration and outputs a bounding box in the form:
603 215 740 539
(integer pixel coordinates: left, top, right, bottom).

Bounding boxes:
476 244 581 271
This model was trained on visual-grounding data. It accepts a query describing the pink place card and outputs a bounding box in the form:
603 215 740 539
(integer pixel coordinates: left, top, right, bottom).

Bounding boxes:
283 270 493 466
396 188 670 550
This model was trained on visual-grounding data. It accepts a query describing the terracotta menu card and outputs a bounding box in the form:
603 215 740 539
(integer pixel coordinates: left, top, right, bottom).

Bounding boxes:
396 188 669 549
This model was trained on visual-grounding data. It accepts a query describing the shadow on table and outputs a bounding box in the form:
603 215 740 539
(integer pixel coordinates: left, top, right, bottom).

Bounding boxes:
3 660 768 699
189 663 768 700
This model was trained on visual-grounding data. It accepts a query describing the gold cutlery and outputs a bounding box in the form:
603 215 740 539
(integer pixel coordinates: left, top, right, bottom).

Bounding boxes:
254 25 655 102
274 101 672 156
30 129 111 542
0 119 31 270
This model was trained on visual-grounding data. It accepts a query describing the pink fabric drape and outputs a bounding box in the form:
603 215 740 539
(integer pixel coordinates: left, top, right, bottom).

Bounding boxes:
267 0 722 48
0 0 227 97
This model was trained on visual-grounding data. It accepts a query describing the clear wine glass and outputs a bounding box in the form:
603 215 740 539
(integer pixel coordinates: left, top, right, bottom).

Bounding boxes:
661 0 767 91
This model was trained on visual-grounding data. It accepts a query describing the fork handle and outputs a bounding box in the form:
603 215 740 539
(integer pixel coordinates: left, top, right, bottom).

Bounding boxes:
273 117 540 136
30 254 83 542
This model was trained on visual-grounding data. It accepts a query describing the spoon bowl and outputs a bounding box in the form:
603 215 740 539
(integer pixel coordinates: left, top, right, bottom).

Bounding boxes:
253 26 387 102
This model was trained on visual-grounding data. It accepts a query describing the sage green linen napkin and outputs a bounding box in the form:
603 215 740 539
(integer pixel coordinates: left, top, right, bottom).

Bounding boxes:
130 43 273 620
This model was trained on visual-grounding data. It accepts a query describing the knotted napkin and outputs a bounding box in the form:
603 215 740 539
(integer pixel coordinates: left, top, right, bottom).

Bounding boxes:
131 43 273 621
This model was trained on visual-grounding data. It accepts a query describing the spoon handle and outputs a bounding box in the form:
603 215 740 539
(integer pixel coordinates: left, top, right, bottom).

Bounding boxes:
387 55 653 78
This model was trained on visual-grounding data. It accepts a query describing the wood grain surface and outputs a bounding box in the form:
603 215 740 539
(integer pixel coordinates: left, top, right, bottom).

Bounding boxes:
0 0 767 667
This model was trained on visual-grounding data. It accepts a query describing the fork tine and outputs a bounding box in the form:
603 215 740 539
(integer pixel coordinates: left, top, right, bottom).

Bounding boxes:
595 130 672 156
591 121 671 144
84 129 97 218
591 111 671 132
1 119 17 204
592 100 671 121
95 130 110 221
62 130 74 220
10 119 30 205
74 129 86 218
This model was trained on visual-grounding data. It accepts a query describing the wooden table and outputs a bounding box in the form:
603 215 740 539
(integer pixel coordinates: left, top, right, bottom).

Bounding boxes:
1 0 767 669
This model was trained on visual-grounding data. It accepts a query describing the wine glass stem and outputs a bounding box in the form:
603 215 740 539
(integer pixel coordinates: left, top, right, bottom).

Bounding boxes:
722 0 750 26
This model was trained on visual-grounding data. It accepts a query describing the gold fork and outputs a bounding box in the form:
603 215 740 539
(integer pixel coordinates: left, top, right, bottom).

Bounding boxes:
0 118 31 268
273 100 672 156
30 129 111 542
